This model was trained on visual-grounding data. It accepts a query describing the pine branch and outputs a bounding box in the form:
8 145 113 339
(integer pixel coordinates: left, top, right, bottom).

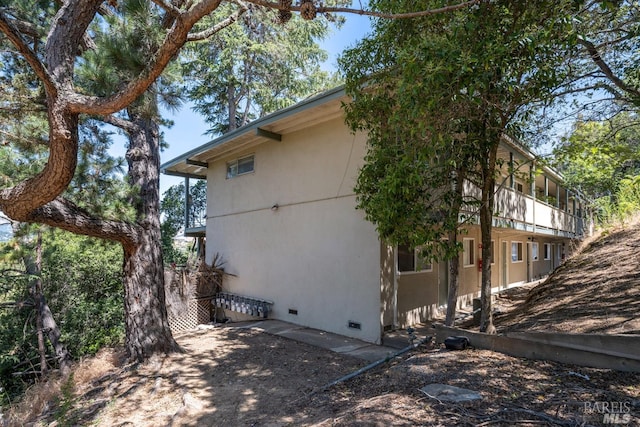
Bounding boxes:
187 0 249 41
25 197 141 251
150 0 183 16
68 0 224 115
101 114 140 134
0 12 57 97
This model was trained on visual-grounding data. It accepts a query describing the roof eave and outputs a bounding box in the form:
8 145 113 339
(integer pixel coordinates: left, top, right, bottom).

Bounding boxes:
161 86 347 177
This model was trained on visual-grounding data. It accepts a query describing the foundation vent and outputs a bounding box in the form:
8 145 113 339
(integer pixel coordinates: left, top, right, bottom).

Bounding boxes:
348 321 361 330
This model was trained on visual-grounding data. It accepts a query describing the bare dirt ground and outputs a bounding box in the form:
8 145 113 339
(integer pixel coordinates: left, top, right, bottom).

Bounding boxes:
6 223 640 426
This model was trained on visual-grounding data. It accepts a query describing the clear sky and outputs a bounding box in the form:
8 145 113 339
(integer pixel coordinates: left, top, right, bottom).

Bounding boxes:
157 8 373 194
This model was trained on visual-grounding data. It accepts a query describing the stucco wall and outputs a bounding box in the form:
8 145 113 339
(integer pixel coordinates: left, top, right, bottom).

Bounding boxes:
205 117 383 343
396 269 439 327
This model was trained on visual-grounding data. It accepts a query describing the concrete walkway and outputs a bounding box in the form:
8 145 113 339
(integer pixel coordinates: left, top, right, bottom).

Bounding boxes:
222 319 432 362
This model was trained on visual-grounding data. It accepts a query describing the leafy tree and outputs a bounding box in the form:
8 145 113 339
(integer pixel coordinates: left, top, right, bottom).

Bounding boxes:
184 2 343 134
0 230 123 405
342 0 580 331
555 112 640 224
555 113 640 199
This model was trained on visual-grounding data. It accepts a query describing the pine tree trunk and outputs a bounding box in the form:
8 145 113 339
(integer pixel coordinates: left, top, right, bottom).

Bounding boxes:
123 114 179 361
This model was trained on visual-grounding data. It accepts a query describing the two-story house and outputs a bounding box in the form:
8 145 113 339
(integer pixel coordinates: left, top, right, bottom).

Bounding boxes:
161 86 590 344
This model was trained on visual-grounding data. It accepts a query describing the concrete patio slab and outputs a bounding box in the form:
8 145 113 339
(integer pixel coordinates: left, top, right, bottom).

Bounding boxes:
223 320 402 362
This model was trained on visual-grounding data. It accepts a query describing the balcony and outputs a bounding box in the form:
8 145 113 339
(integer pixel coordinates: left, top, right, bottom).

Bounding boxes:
493 184 589 238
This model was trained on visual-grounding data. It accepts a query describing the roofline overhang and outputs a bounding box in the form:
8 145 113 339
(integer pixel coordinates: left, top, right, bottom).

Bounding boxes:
160 85 583 201
161 85 347 178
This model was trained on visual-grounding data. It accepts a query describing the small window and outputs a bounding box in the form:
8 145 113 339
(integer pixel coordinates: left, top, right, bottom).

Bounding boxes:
515 182 524 193
531 242 539 261
463 238 475 267
227 155 254 178
511 242 523 262
397 244 432 273
544 243 551 260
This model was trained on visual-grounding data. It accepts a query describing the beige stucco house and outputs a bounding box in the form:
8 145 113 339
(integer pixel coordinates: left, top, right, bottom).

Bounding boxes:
162 86 590 344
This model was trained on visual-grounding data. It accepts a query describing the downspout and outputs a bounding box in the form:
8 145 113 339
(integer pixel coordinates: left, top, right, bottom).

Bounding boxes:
531 161 536 235
184 176 190 233
393 246 398 330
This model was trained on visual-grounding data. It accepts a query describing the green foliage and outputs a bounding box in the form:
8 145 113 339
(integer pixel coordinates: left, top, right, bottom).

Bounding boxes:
616 175 640 218
341 0 579 260
0 231 124 405
78 0 183 120
554 112 640 225
554 113 640 199
571 1 640 111
596 175 640 225
0 269 32 405
183 2 344 134
40 231 124 355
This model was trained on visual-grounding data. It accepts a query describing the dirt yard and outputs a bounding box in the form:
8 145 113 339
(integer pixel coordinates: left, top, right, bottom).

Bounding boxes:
10 325 639 426
6 224 640 426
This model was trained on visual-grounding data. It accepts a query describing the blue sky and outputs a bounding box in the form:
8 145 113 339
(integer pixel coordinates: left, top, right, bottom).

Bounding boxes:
156 9 373 193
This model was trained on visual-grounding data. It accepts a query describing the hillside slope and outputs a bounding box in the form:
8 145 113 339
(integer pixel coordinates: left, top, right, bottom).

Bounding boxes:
495 221 640 334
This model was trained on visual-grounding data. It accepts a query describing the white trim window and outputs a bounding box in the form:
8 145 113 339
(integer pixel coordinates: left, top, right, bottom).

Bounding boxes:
531 242 539 261
226 154 255 179
397 244 433 273
463 238 475 268
543 243 551 260
511 241 523 262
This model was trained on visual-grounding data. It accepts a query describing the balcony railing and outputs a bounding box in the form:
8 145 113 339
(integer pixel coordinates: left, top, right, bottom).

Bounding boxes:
186 203 206 230
183 178 207 236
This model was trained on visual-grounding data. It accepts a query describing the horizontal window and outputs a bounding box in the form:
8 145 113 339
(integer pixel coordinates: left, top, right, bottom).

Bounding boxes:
227 155 254 179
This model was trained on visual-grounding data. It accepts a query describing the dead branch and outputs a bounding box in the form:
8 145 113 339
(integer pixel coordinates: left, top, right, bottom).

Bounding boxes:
246 0 485 19
578 37 640 101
